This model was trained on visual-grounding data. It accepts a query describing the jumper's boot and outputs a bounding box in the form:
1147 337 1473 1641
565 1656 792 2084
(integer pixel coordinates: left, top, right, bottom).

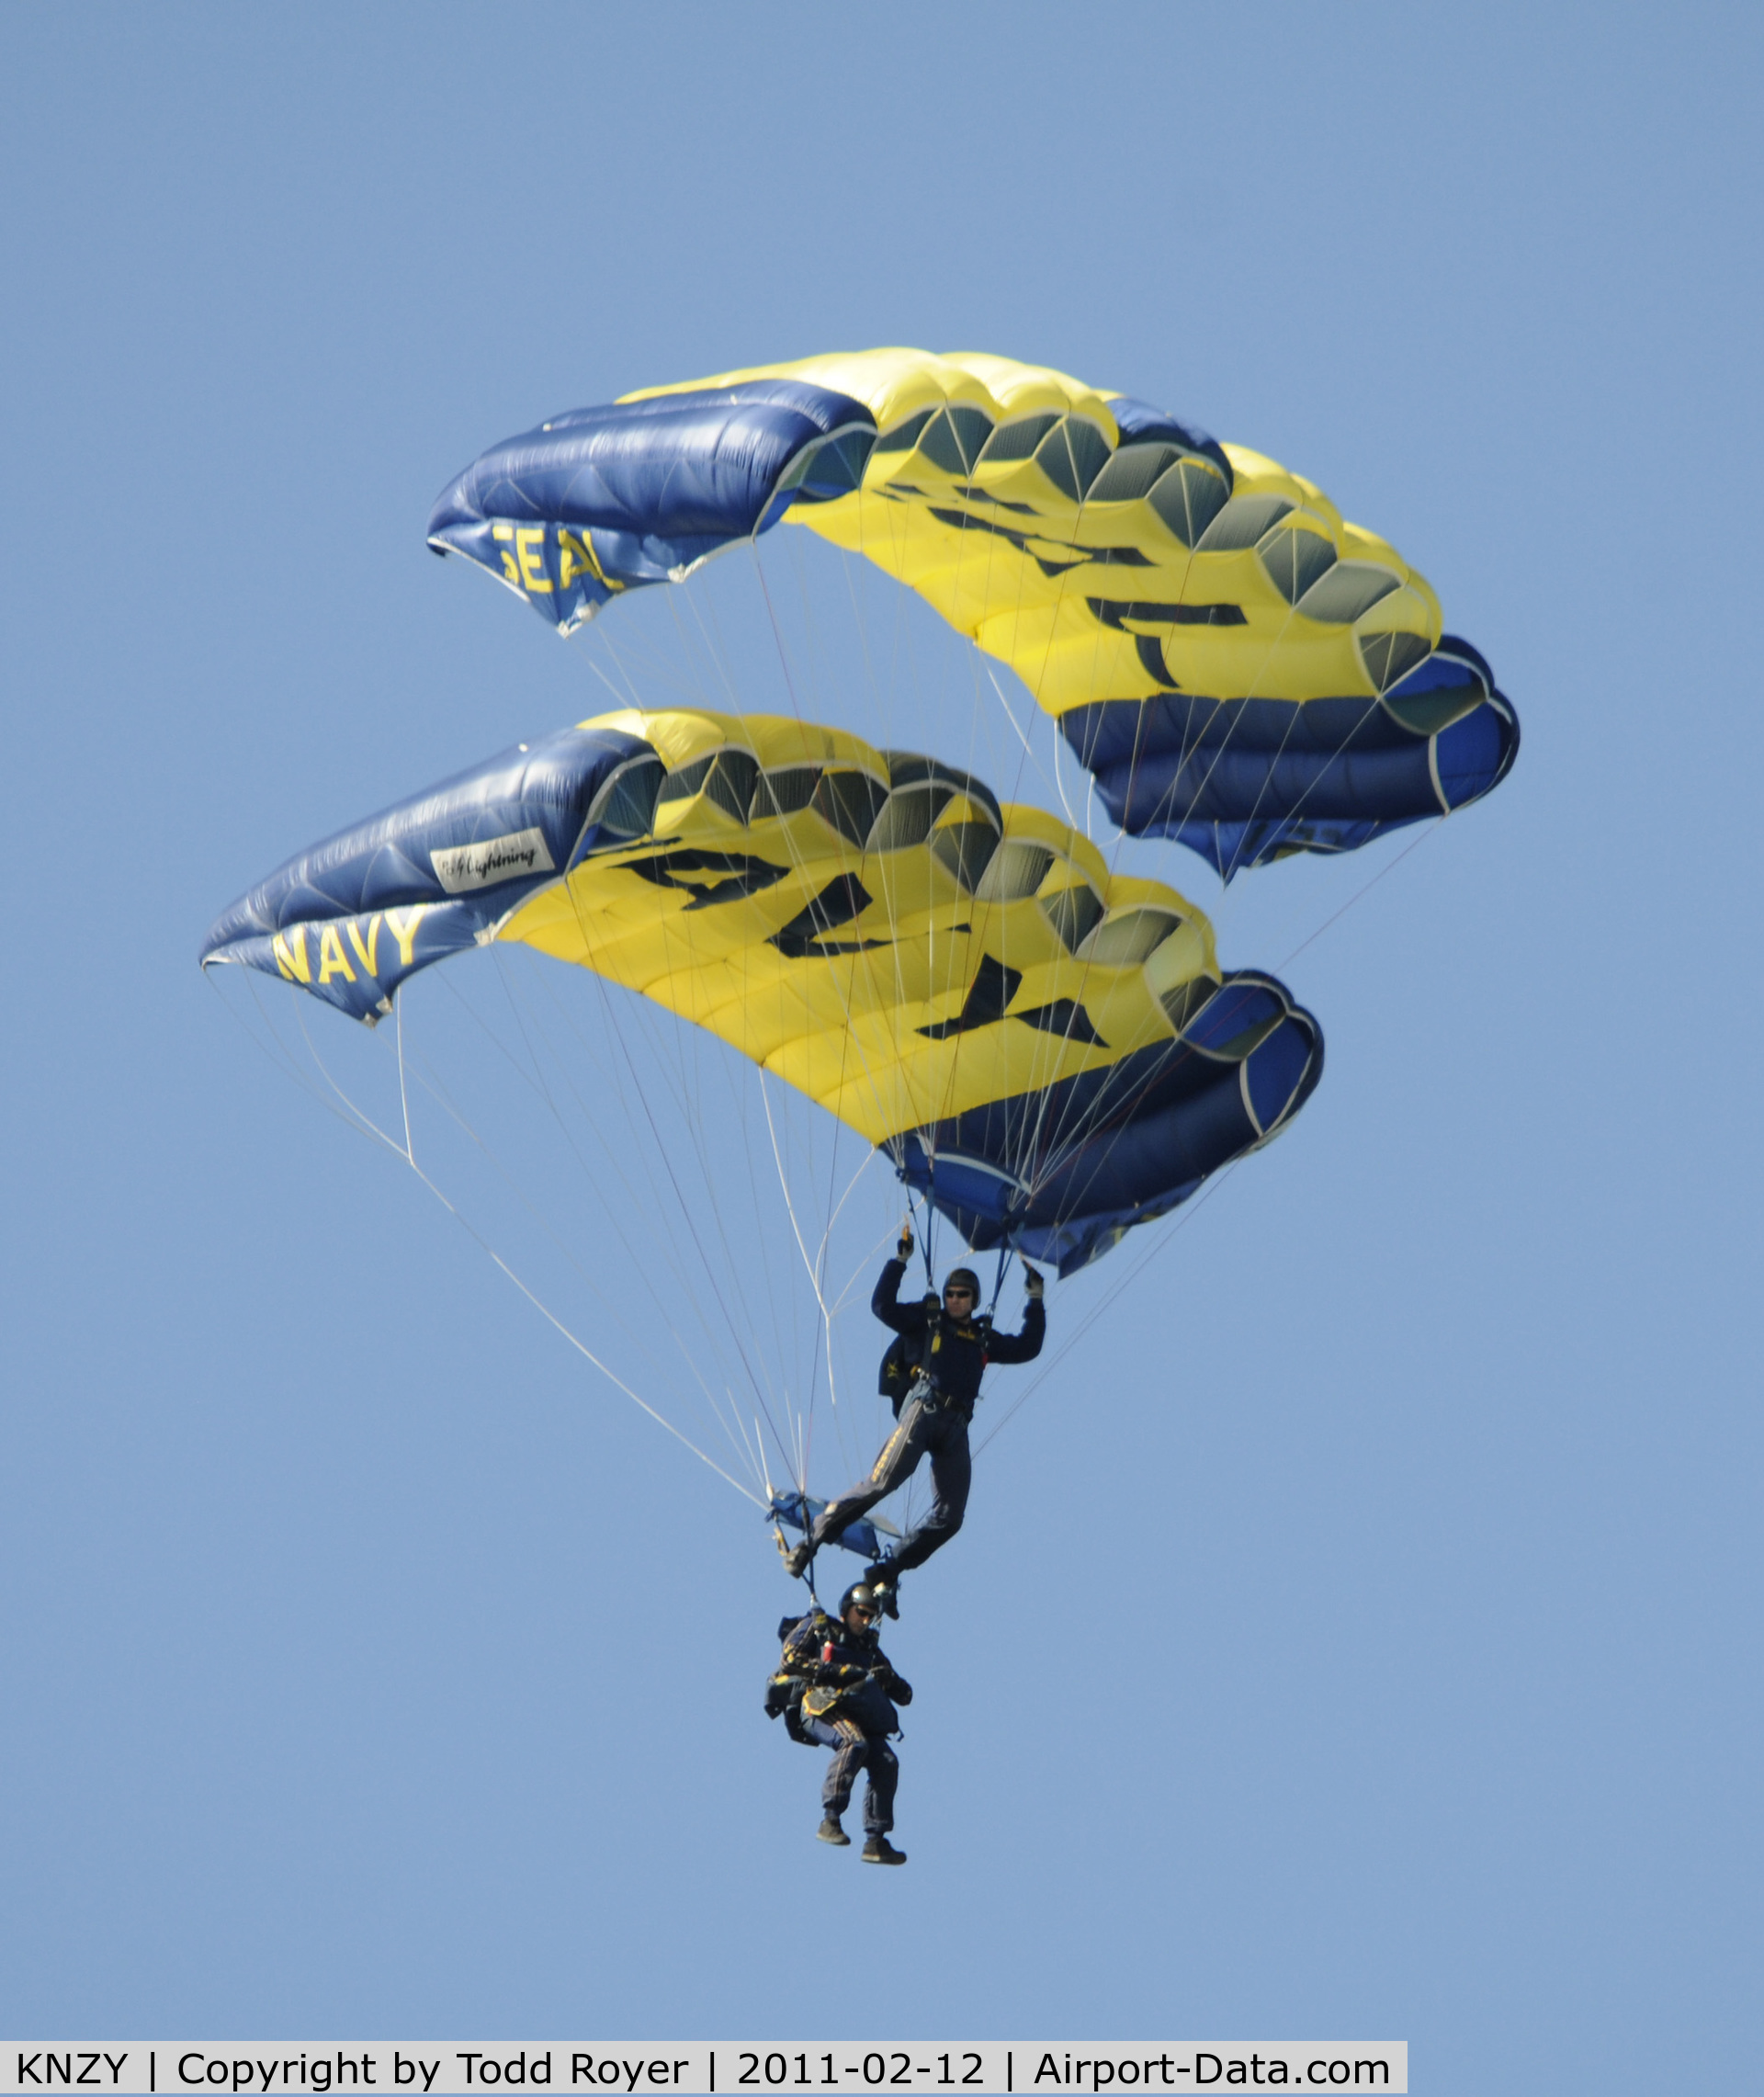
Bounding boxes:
865 1568 899 1618
862 1834 907 1865
781 1538 815 1580
817 1815 851 1847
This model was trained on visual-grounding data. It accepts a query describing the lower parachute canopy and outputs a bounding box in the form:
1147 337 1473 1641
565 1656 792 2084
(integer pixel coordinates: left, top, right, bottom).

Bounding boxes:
201 707 1322 1274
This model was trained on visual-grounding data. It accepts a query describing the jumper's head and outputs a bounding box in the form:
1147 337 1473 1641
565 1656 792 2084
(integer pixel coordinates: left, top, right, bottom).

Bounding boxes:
943 1267 980 1313
840 1584 881 1632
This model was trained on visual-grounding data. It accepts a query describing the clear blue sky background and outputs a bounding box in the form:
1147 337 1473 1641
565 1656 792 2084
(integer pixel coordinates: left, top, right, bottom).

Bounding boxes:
4 6 1759 2086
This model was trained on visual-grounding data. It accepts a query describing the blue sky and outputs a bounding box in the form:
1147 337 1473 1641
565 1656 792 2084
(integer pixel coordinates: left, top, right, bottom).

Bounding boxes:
3 6 1759 2087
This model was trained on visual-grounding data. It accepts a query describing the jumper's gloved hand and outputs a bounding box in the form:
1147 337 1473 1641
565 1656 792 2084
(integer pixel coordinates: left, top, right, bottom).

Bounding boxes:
897 1220 914 1261
1023 1262 1046 1300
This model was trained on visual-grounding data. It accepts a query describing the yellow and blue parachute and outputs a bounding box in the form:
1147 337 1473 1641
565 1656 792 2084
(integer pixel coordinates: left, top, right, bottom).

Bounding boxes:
201 708 1320 1275
428 348 1518 878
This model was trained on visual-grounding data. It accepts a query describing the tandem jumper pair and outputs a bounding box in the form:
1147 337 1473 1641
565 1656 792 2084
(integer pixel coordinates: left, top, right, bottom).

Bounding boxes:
762 1222 1045 1864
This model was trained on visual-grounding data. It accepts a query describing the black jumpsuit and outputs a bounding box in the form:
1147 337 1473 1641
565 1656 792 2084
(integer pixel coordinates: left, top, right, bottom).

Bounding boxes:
775 1610 912 1835
806 1256 1046 1575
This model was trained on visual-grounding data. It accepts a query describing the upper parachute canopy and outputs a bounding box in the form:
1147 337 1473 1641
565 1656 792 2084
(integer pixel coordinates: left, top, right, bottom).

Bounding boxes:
428 348 1518 877
203 708 1321 1274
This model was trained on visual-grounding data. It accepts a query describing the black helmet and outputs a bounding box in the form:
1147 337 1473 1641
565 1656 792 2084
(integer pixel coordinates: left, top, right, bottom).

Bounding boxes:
839 1583 881 1618
944 1266 981 1298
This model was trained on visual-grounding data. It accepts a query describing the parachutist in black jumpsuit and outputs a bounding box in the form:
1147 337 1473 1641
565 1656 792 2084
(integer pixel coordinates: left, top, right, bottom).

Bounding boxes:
768 1590 912 1854
786 1254 1045 1583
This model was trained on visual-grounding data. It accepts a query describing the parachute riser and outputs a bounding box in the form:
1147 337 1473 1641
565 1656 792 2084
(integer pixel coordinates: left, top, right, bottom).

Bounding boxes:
905 1181 936 1292
971 1231 1020 1401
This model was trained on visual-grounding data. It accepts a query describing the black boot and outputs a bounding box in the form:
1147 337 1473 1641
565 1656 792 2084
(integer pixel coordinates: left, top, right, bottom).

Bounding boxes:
862 1833 907 1865
866 1568 899 1617
781 1538 814 1580
817 1814 850 1846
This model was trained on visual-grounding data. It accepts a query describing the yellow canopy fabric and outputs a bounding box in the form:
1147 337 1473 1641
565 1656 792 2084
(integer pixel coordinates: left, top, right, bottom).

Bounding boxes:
500 706 1221 1150
626 347 1442 713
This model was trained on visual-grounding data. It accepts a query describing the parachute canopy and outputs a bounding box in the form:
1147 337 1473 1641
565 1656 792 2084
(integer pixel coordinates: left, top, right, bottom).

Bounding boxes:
203 708 1321 1274
429 348 1517 877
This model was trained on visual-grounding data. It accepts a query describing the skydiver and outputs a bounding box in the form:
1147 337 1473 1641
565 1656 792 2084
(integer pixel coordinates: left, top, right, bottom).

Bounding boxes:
765 1580 912 1864
779 1224 1046 1609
